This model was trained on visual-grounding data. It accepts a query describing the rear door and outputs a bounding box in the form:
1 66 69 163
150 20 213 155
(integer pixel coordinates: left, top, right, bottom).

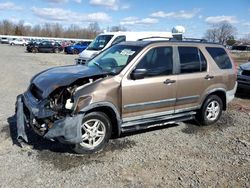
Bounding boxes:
121 46 177 120
175 46 209 112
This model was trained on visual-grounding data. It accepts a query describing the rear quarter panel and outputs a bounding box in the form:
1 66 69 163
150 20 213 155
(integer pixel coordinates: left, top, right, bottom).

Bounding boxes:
199 45 236 104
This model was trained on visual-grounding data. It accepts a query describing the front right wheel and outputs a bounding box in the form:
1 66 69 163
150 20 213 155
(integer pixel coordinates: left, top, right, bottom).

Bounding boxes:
196 95 223 126
72 112 112 154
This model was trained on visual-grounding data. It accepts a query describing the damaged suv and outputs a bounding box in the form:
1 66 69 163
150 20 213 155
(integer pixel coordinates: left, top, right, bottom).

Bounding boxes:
16 40 237 154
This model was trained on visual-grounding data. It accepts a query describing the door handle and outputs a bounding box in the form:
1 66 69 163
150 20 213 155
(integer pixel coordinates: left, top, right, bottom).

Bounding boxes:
204 75 214 80
164 79 176 85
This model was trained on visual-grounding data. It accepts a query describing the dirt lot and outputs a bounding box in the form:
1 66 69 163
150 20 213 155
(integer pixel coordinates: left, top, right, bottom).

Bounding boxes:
0 44 249 188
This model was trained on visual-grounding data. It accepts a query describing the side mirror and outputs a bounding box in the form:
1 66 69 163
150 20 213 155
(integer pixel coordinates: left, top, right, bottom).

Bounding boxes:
131 69 147 80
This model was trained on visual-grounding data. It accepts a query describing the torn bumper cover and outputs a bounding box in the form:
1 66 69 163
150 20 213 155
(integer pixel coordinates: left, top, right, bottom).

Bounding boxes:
16 94 84 144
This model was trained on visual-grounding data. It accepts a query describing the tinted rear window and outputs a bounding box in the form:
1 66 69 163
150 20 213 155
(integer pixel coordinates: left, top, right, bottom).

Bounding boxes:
206 47 232 69
178 47 207 74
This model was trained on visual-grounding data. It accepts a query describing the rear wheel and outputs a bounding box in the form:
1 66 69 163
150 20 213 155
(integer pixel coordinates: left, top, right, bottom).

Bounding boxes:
196 95 223 126
54 48 60 53
31 47 38 53
72 112 112 154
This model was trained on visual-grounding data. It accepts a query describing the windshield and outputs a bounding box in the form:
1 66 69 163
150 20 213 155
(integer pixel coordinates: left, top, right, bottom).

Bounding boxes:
87 45 142 75
87 35 113 51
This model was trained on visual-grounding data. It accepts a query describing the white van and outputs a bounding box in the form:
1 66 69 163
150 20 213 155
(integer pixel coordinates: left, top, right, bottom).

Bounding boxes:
76 31 173 64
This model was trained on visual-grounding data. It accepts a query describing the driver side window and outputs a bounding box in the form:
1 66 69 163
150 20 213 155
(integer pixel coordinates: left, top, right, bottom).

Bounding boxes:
136 46 173 77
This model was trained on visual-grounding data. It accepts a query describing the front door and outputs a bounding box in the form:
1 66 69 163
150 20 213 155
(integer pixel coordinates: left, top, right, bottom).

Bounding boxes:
121 46 177 120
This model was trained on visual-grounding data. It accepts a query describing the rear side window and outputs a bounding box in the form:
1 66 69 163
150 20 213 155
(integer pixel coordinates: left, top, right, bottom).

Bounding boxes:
206 47 232 69
178 47 207 74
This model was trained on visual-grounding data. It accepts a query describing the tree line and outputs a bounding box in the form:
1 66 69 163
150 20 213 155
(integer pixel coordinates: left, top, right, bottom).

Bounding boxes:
203 22 250 45
0 19 248 44
0 19 127 39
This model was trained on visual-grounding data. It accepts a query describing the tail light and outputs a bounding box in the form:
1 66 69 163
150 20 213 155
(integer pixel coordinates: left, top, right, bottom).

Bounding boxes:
232 58 237 75
227 50 237 75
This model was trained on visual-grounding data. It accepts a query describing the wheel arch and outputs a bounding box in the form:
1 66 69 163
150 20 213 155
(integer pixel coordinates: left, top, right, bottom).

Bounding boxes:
202 89 227 110
80 102 122 137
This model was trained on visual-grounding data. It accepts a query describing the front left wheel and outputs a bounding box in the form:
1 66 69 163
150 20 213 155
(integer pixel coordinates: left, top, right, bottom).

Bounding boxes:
72 112 112 154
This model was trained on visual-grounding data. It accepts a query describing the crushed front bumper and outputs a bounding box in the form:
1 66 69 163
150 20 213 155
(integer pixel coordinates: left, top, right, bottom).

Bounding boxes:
16 94 84 144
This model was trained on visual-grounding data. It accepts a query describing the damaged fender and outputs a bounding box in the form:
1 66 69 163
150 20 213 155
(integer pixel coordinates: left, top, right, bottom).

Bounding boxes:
44 114 84 144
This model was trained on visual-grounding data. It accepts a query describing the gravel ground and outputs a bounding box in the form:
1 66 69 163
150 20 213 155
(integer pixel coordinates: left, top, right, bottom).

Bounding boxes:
0 44 249 188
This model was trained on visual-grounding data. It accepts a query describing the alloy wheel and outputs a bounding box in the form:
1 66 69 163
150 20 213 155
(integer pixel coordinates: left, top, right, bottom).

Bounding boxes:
80 119 106 149
205 100 220 121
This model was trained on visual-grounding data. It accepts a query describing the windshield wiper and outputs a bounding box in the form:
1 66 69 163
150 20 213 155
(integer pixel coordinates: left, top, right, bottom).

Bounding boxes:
93 62 103 71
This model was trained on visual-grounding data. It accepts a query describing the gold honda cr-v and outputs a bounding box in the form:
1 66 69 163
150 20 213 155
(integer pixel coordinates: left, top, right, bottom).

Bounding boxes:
16 40 237 153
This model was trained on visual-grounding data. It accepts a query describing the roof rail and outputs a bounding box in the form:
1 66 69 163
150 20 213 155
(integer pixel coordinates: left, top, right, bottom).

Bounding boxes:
137 36 220 45
138 36 209 42
182 38 208 42
137 36 173 41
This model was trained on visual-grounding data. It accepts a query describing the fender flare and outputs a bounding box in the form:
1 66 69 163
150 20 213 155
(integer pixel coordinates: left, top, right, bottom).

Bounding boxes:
79 102 122 136
201 88 227 109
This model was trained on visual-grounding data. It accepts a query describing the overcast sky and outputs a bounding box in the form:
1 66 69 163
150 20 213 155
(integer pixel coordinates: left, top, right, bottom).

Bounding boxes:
0 0 249 38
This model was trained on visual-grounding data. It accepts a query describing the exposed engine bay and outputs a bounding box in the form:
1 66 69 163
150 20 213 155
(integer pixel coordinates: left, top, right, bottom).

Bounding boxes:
31 75 106 134
50 75 106 111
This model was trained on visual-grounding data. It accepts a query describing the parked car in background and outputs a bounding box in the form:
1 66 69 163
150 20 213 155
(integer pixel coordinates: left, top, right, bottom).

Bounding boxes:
237 61 250 90
26 40 63 53
61 40 73 48
232 45 250 51
16 39 237 154
9 39 28 46
0 37 9 44
64 41 91 54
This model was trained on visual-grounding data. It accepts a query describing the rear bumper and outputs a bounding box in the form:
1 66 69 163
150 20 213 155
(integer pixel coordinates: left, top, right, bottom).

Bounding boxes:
226 82 237 104
16 94 83 144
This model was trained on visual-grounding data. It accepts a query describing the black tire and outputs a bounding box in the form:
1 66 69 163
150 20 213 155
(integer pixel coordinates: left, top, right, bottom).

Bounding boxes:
31 47 38 53
72 112 112 154
73 49 79 54
54 48 60 53
196 95 223 126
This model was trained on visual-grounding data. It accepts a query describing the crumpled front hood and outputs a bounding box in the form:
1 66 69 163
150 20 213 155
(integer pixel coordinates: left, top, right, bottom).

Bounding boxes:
31 65 104 98
240 62 250 71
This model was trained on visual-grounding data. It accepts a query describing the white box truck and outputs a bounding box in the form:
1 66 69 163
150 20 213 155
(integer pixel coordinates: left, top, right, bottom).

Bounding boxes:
76 31 173 64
